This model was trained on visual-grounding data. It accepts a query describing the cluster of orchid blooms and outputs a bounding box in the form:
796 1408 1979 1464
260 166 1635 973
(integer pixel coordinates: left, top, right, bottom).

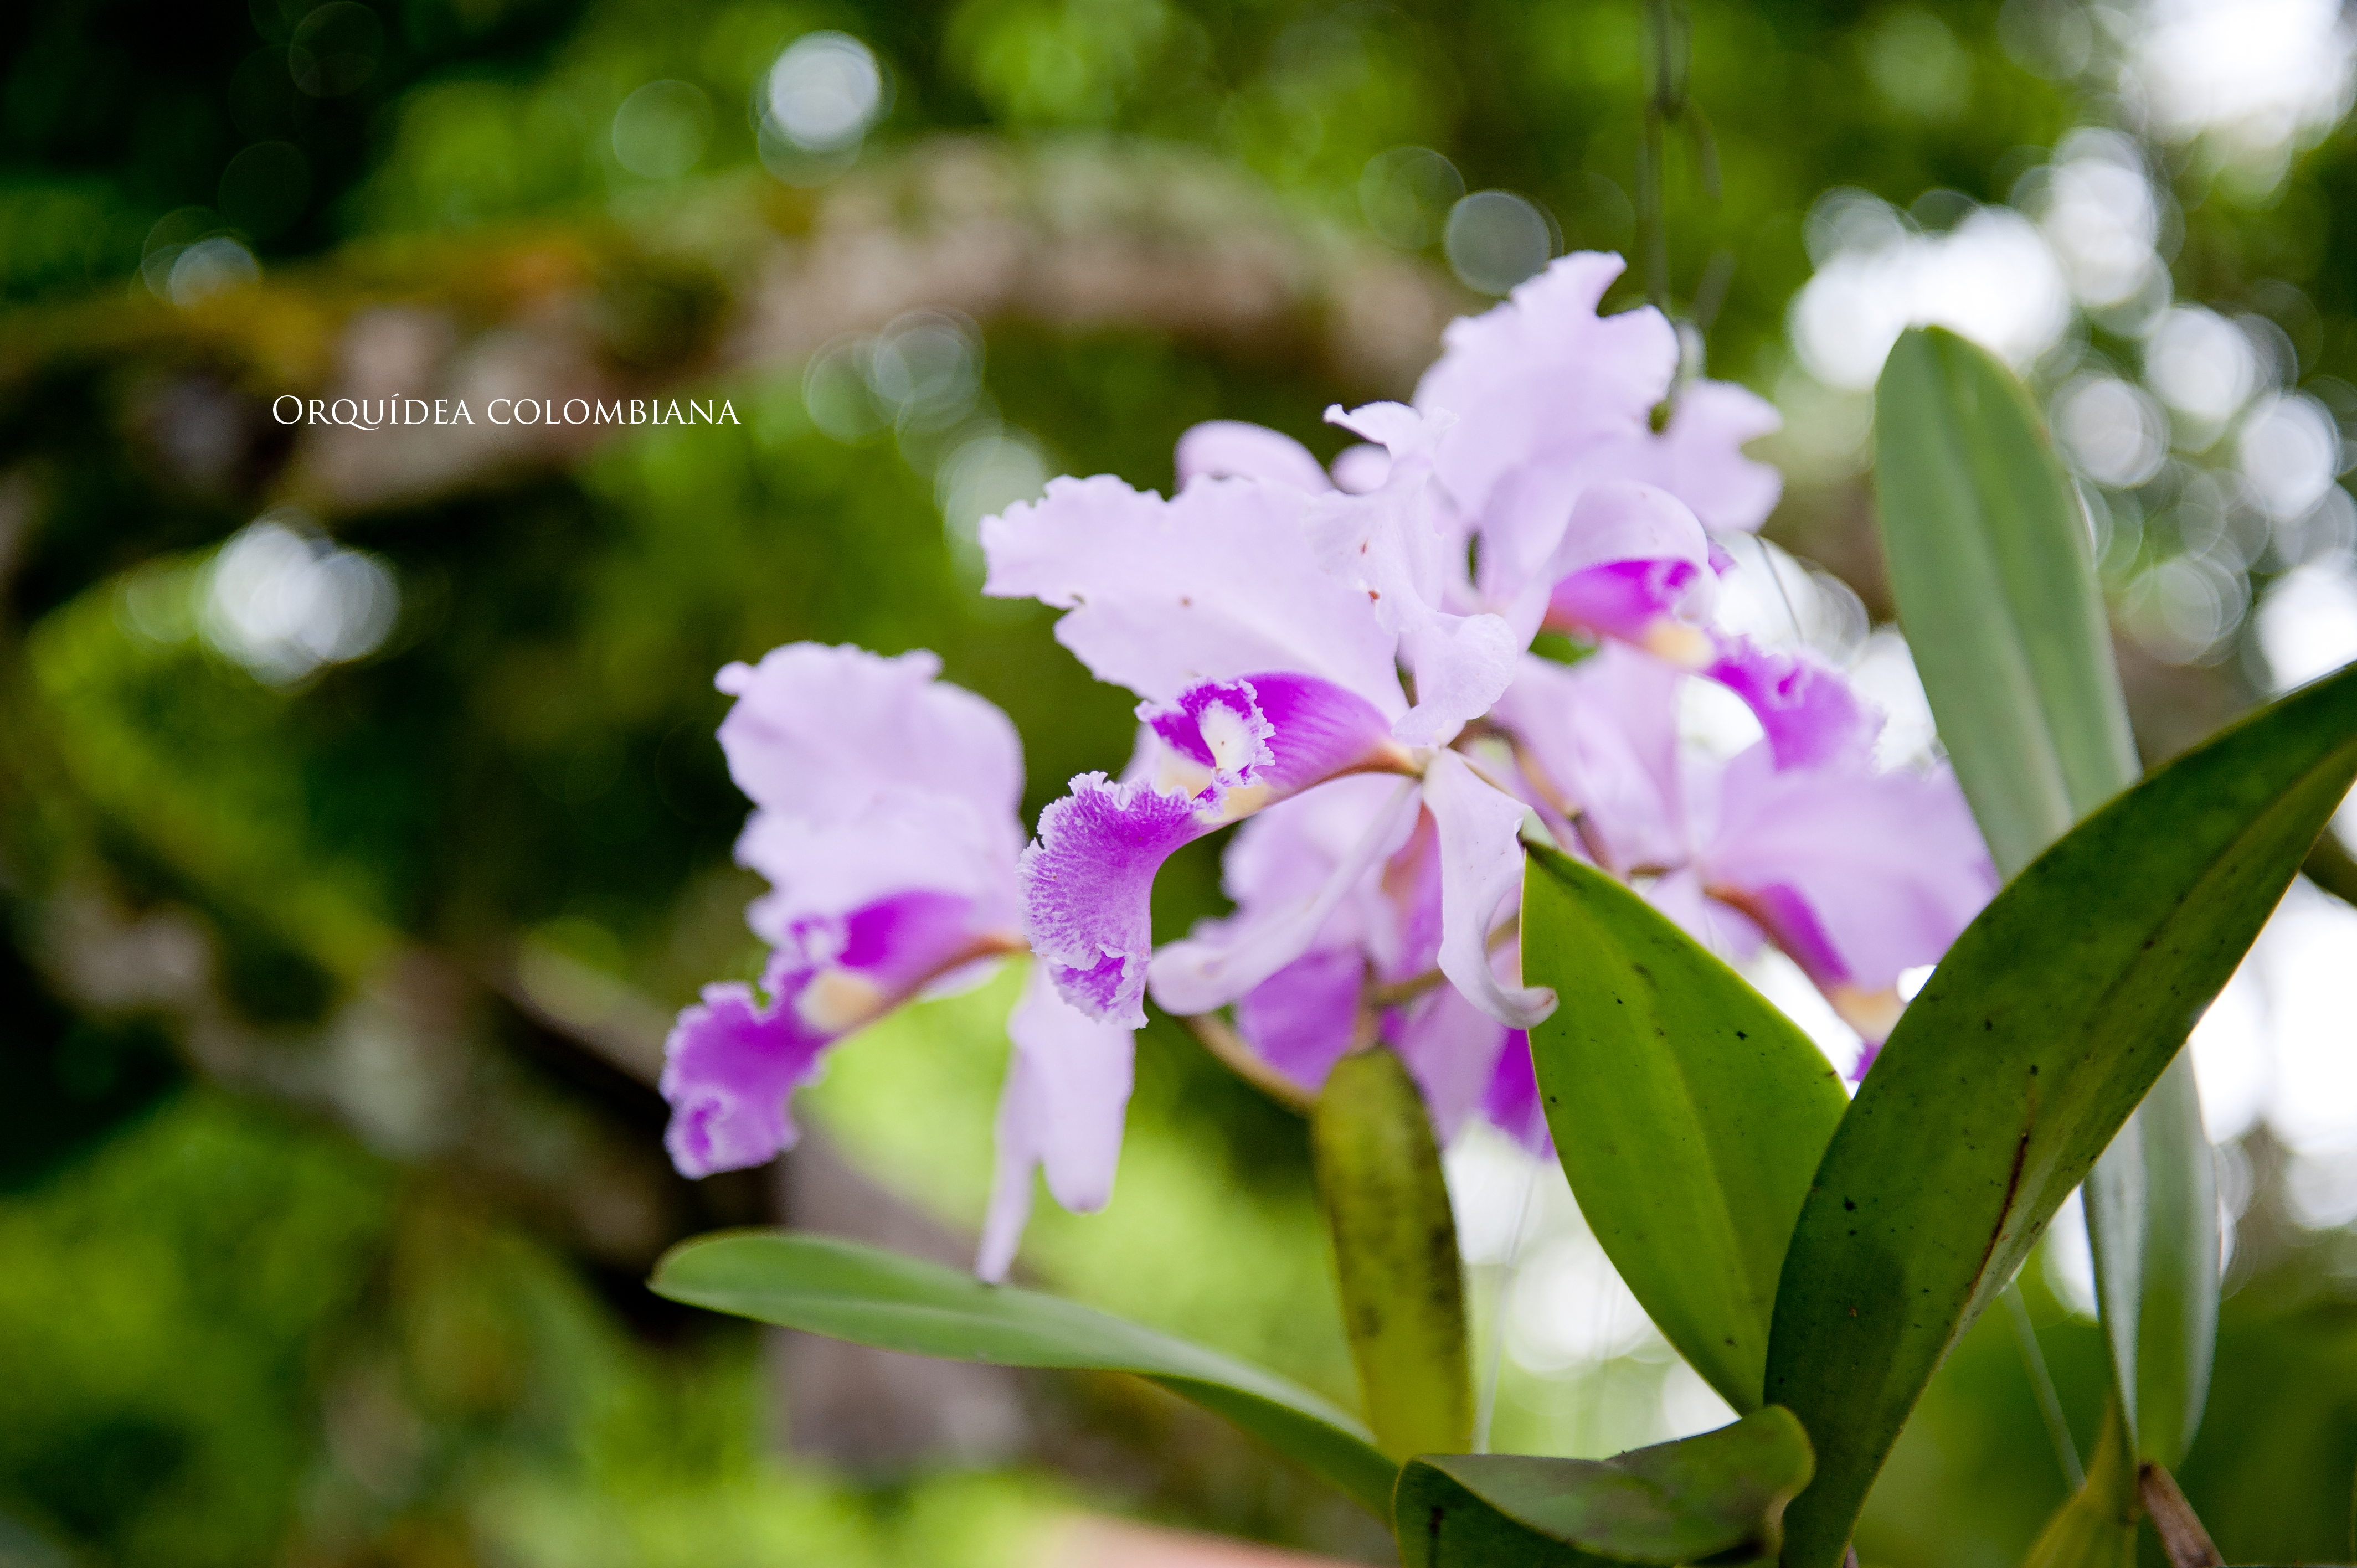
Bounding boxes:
660 254 1998 1281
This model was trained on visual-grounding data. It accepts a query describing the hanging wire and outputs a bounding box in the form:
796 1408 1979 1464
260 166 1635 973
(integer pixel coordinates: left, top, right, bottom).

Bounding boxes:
1471 1156 1540 1453
2005 1280 2086 1489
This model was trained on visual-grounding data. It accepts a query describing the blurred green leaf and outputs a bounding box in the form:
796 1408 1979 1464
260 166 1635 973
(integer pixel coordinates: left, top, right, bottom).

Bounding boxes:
1763 661 2357 1568
1310 1046 1472 1462
2086 1056 2217 1469
1391 1406 1813 1567
1521 845 1849 1414
2019 1407 2140 1568
651 1230 1397 1515
1870 324 2141 879
1872 323 2218 1471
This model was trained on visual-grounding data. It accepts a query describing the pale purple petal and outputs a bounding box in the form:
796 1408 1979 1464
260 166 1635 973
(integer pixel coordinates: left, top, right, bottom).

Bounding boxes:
1547 560 1715 663
660 981 832 1177
1479 1031 1552 1157
1149 777 1421 1014
1330 443 1391 493
1236 946 1366 1092
981 473 1406 718
1701 745 1996 996
1022 773 1213 1027
1644 865 1767 971
1630 380 1784 533
715 643 1023 828
978 963 1137 1282
1538 480 1716 587
1176 420 1333 492
1410 254 1782 608
1138 673 1401 809
1705 636 1879 771
1310 403 1518 744
738 801 1021 947
1387 982 1515 1145
1415 254 1675 528
1489 646 1687 875
1421 751 1555 1028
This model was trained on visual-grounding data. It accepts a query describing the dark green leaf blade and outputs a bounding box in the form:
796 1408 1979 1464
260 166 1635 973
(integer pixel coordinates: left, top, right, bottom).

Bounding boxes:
652 1231 1397 1514
1763 662 2357 1568
1312 1046 1473 1460
1523 846 1850 1413
1392 1407 1814 1567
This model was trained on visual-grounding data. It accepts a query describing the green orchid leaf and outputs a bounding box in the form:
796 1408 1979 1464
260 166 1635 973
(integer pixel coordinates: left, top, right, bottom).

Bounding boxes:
1871 323 2141 878
651 1231 1397 1515
1763 660 2357 1568
1311 1046 1473 1460
1522 845 1850 1413
2085 1053 2217 1467
1392 1406 1813 1567
1874 322 2219 1472
2019 1406 2140 1568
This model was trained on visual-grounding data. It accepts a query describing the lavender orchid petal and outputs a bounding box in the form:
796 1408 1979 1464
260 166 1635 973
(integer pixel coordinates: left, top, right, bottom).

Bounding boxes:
1176 420 1334 492
1236 946 1368 1092
1387 981 1515 1146
1489 646 1687 875
1311 403 1518 745
716 643 1023 828
1148 777 1421 1015
1329 443 1391 493
1479 1031 1552 1158
660 981 832 1178
1528 482 1718 661
979 963 1137 1282
1415 254 1676 532
1702 744 1996 999
1635 379 1785 533
981 473 1407 718
1706 636 1880 771
1421 751 1556 1029
1023 773 1211 1027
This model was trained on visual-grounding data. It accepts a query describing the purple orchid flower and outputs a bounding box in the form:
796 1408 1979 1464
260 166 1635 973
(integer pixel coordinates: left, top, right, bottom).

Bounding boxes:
657 642 1135 1280
1188 778 1555 1156
981 431 1551 1036
1490 641 1997 1065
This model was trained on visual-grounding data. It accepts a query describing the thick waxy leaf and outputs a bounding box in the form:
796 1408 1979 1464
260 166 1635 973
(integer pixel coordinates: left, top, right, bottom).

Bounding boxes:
652 1231 1397 1514
1522 846 1850 1412
2085 1053 2217 1468
1311 1046 1473 1460
1763 661 2357 1568
1871 324 2140 879
1392 1406 1813 1567
1874 323 2219 1476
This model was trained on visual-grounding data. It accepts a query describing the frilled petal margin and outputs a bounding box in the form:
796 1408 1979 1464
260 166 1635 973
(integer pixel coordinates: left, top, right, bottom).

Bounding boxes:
660 979 833 1179
1175 420 1334 493
1422 751 1556 1029
1024 774 1207 1029
1031 674 1408 1025
978 964 1137 1282
1705 636 1877 771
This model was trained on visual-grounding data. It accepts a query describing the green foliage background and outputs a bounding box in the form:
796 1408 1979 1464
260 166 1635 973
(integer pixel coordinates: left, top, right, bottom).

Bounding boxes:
4 0 2357 1564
